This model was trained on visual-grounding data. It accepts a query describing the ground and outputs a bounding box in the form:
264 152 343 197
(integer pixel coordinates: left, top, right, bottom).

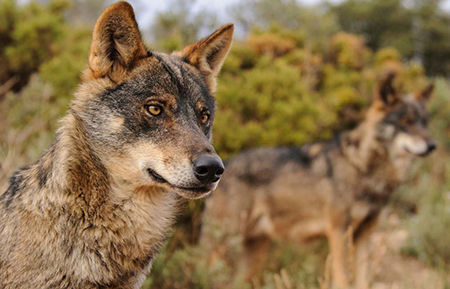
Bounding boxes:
370 211 447 289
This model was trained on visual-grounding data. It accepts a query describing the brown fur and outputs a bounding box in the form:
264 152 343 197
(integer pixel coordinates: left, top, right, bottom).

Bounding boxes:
201 75 435 289
0 2 233 288
85 1 148 82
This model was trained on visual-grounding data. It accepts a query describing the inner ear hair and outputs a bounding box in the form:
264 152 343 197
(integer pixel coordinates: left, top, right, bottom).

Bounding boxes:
417 83 435 102
86 1 148 82
176 24 234 93
378 72 399 105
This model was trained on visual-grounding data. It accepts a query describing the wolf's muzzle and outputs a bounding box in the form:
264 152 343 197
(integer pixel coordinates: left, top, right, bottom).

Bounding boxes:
193 155 225 184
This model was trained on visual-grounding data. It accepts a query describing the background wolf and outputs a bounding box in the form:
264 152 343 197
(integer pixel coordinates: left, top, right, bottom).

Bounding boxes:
0 2 233 288
201 74 436 289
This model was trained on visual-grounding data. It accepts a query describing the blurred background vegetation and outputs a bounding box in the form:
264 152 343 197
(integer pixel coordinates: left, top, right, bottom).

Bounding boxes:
1 0 450 288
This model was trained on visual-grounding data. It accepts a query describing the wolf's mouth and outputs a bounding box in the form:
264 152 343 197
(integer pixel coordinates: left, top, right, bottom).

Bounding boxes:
404 147 430 157
146 168 212 194
147 168 167 183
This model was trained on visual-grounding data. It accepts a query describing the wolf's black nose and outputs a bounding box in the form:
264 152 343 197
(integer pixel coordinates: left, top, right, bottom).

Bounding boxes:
427 141 437 153
193 155 225 183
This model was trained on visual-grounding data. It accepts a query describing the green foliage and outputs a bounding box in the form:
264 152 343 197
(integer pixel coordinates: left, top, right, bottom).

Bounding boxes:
230 0 450 76
151 0 219 51
144 245 236 289
39 28 91 100
332 0 450 76
214 56 334 159
406 205 450 269
0 0 71 90
231 0 341 54
0 0 18 79
329 32 370 69
374 47 401 65
332 0 413 53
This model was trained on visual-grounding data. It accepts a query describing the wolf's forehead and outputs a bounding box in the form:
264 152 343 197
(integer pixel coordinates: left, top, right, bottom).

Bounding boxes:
385 98 427 124
404 98 428 119
147 52 213 103
98 53 214 111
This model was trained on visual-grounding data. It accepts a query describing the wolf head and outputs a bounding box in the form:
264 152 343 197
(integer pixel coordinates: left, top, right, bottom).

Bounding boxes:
372 73 436 172
70 2 233 199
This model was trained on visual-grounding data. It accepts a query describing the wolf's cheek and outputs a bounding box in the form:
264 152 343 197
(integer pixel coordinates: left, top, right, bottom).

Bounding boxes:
378 124 396 140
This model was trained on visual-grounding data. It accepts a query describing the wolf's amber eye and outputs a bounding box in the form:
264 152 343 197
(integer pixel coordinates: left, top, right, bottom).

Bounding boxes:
146 105 163 116
201 113 210 124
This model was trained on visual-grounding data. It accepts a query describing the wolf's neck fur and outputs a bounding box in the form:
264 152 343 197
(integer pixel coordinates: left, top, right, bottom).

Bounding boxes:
339 107 401 186
27 112 178 284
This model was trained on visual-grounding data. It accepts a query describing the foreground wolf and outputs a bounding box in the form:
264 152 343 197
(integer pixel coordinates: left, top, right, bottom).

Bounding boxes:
202 74 435 289
0 2 233 288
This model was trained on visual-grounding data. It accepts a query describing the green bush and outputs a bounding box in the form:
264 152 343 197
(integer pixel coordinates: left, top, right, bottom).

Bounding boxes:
39 27 91 100
406 205 450 269
0 0 71 90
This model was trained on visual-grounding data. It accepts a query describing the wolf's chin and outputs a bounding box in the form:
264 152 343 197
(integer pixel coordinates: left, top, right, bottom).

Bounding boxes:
172 187 214 199
146 168 217 199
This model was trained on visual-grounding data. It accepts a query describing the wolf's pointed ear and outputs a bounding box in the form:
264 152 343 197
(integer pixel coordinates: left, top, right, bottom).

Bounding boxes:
416 83 434 102
176 24 234 93
86 1 147 82
376 72 399 106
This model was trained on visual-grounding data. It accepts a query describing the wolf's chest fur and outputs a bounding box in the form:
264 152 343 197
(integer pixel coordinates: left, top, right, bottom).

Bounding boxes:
68 187 178 281
0 137 178 288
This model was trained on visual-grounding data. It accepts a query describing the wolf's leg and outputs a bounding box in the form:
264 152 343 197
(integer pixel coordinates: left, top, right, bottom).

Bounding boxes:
353 214 379 289
235 236 271 284
328 226 349 289
353 232 370 289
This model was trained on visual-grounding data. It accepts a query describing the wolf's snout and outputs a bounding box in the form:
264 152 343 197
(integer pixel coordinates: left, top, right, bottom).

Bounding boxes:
193 155 225 183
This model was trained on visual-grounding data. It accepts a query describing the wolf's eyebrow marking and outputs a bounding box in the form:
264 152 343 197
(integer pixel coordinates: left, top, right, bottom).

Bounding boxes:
145 94 177 109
